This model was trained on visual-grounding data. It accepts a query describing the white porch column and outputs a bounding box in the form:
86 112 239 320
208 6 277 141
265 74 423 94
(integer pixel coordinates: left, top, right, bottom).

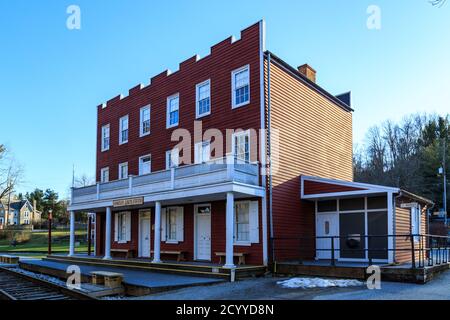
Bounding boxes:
104 207 112 260
224 192 235 268
152 201 162 263
68 211 75 256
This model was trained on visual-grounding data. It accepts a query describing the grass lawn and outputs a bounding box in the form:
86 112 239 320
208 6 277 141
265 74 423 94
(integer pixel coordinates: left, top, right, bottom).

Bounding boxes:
0 229 88 253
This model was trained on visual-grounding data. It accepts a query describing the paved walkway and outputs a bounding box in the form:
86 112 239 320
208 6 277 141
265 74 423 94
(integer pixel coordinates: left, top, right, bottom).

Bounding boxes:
134 271 450 300
21 259 223 289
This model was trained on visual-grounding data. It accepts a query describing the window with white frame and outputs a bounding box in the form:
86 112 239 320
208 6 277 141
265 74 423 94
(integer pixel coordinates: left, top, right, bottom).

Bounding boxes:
118 162 128 180
101 124 110 151
119 115 129 144
166 148 179 169
234 201 259 244
162 207 184 243
166 94 179 128
233 131 250 163
235 202 250 242
115 212 131 243
140 105 151 136
196 80 211 118
232 65 250 108
411 205 421 241
100 167 109 183
139 154 151 175
194 141 211 164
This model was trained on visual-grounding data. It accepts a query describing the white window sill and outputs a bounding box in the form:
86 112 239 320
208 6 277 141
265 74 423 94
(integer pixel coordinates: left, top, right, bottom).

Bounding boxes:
119 141 128 145
232 100 250 109
196 111 211 119
165 240 179 244
101 148 109 152
117 240 128 244
140 132 150 138
233 242 252 247
166 123 179 129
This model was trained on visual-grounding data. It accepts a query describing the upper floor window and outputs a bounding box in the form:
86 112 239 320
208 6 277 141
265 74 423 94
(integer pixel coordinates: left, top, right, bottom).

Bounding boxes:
194 141 211 164
119 115 129 144
166 94 179 128
166 148 179 169
139 154 151 175
118 162 128 180
100 167 109 183
196 80 211 118
233 130 250 163
101 124 110 151
140 105 151 137
232 65 250 108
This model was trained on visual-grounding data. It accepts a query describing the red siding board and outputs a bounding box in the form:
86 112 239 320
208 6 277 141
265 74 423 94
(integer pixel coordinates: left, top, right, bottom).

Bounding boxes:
303 180 365 195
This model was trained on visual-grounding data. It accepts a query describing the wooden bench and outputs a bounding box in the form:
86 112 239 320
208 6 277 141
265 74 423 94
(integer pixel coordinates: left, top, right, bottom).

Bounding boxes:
90 271 124 288
151 250 186 262
111 248 135 259
215 252 248 265
0 255 19 264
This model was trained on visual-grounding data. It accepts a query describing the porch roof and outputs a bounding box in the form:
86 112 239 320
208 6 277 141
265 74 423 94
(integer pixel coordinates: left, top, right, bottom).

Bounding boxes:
301 175 433 206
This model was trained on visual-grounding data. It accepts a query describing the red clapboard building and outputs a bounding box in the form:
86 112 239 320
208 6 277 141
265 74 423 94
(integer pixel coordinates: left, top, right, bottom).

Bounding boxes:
67 20 433 270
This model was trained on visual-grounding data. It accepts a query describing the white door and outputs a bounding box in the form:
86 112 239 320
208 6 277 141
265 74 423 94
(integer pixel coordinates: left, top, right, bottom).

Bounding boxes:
316 213 339 260
139 212 151 258
196 213 211 261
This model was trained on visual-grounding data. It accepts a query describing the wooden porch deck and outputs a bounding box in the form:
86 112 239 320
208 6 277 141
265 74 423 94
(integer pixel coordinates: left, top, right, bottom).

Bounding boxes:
44 254 267 280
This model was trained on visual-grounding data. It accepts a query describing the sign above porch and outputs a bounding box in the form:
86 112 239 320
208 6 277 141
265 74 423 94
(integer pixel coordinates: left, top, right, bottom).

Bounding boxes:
113 197 144 208
400 202 418 208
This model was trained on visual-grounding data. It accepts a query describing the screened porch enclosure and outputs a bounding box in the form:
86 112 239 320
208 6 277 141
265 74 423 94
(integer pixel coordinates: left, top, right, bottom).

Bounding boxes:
316 195 389 261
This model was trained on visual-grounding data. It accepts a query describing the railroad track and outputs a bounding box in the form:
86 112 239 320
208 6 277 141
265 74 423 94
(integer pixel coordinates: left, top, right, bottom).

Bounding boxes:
0 267 95 300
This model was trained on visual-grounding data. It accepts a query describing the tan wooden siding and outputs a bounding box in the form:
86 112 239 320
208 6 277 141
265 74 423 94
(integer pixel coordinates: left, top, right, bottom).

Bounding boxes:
265 58 353 261
395 202 428 264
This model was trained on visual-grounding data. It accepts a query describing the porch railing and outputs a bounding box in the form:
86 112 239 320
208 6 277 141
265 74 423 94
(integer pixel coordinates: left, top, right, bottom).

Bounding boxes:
271 234 450 270
71 156 260 205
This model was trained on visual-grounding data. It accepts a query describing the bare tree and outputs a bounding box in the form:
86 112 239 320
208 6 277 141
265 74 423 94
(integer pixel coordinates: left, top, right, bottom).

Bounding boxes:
74 174 94 188
0 145 22 200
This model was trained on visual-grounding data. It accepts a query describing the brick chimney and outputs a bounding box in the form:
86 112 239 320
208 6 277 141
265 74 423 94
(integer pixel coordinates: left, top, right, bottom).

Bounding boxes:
298 64 316 83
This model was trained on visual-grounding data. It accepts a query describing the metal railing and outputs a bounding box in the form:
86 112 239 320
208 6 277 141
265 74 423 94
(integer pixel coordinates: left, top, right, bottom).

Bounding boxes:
271 234 450 269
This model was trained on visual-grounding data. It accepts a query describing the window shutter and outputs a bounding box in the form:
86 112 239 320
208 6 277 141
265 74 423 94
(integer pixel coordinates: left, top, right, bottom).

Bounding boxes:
176 208 184 242
125 212 131 242
114 213 118 242
194 143 201 164
249 201 259 243
161 208 167 242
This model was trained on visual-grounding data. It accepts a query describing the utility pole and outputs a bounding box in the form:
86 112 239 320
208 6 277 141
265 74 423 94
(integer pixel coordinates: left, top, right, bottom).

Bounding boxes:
440 138 447 228
443 138 447 228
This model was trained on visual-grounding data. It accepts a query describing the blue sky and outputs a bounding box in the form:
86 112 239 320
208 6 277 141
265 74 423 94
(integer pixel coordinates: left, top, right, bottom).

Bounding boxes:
0 0 449 197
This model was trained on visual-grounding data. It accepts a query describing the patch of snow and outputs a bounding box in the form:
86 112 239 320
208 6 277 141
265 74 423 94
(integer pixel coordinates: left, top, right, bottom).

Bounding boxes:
277 277 364 289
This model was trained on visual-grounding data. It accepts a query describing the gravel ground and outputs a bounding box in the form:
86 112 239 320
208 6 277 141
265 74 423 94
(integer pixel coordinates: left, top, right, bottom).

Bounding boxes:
131 275 365 300
133 271 450 300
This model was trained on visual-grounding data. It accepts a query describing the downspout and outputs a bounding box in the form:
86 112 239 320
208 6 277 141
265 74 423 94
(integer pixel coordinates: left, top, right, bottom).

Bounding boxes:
267 52 274 262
